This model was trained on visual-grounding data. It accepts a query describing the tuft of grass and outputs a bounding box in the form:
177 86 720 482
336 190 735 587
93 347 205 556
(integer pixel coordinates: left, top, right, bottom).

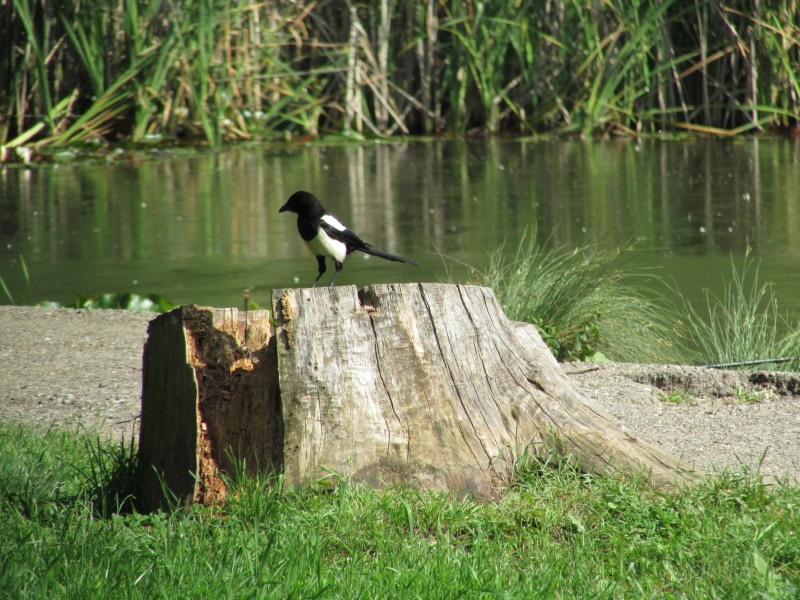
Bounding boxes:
729 386 771 405
78 430 140 517
467 232 687 364
1 422 798 597
660 390 697 405
0 255 31 305
0 424 138 521
684 251 800 371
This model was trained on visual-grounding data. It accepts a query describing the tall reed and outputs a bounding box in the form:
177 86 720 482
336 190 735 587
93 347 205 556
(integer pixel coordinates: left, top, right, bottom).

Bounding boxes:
2 0 799 153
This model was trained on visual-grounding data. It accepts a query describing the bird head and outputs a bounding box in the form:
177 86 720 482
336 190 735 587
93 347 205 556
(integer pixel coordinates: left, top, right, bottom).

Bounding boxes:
279 191 321 215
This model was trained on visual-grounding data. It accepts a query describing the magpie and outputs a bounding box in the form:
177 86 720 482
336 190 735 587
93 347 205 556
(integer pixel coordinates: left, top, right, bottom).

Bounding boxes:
279 190 418 287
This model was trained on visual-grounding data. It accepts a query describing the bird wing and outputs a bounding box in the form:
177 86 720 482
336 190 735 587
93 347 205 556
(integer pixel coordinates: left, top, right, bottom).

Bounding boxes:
319 215 368 252
319 214 418 265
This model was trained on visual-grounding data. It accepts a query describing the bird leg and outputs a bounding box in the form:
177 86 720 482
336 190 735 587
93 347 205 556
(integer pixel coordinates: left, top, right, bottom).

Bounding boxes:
311 256 327 288
328 261 344 287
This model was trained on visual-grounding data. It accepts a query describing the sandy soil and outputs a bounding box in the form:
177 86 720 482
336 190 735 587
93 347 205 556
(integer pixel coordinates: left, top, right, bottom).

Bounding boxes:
1 306 798 484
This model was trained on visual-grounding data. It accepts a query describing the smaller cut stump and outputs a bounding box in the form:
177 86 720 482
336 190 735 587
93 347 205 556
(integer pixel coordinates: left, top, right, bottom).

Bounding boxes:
137 306 279 512
137 284 693 511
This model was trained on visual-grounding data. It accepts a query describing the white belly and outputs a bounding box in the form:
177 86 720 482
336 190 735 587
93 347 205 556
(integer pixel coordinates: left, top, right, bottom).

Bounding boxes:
306 229 347 264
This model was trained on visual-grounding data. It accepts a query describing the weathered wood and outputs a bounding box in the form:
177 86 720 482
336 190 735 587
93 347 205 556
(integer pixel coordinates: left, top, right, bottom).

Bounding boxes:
138 284 693 510
137 305 278 512
273 284 693 496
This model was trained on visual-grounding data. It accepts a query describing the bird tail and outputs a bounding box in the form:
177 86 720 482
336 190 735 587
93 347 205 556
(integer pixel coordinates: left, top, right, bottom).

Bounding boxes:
362 244 418 266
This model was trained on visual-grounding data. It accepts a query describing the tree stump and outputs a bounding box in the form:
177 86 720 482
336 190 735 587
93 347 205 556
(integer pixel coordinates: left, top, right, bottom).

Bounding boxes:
137 284 693 511
137 305 279 512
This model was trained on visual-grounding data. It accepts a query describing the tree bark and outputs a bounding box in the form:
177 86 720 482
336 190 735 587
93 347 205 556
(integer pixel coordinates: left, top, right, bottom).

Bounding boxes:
137 284 693 510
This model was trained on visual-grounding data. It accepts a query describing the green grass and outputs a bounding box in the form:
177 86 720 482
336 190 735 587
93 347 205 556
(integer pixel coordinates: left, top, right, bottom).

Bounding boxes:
460 235 800 370
1 422 798 597
466 232 688 364
683 252 800 371
730 386 771 405
659 390 697 405
2 0 799 154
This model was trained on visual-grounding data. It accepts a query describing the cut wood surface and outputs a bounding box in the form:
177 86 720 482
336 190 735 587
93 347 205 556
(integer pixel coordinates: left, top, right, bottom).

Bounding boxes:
138 284 693 510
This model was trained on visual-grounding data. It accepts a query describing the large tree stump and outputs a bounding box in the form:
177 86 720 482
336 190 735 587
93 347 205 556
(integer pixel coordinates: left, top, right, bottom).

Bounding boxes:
274 284 693 495
137 284 692 510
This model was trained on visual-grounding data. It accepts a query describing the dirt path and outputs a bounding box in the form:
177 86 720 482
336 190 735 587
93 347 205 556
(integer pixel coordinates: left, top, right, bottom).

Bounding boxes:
1 306 798 484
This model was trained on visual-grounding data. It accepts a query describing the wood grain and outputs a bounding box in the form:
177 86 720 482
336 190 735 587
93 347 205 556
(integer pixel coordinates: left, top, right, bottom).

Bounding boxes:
273 284 693 497
138 305 277 511
139 285 693 510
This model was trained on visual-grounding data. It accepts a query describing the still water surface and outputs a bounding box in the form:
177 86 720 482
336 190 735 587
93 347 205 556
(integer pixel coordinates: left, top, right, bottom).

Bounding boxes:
1 139 799 320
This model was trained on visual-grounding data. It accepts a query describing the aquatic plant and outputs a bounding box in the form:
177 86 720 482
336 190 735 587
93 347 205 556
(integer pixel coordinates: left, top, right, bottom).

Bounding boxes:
466 232 687 364
2 1 799 154
683 251 800 371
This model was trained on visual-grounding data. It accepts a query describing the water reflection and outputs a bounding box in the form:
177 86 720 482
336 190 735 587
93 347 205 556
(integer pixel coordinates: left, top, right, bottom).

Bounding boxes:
0 139 798 316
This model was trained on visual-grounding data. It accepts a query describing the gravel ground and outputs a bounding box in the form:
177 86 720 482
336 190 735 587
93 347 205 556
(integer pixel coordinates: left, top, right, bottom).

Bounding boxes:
1 306 798 485
0 306 152 442
564 363 800 485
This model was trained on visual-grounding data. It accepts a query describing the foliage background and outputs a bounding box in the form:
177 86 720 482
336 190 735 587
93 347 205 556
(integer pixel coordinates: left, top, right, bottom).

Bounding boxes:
3 0 799 149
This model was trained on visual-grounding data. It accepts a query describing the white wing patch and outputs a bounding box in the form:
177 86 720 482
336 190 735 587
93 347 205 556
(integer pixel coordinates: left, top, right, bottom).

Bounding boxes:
321 214 347 232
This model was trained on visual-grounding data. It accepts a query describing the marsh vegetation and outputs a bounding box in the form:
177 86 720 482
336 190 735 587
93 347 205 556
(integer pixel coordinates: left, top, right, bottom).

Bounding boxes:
471 236 800 370
3 0 799 156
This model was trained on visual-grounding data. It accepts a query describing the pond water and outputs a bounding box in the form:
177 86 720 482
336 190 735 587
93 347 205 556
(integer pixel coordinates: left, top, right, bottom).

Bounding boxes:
1 138 799 323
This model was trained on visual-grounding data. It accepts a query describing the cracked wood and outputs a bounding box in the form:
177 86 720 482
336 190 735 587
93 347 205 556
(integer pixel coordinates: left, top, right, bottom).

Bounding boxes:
138 285 693 510
274 283 693 497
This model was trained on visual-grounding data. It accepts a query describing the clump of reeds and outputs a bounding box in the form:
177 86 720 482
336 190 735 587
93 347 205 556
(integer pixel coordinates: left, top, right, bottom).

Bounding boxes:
473 233 800 370
683 251 800 371
472 232 688 364
2 0 799 155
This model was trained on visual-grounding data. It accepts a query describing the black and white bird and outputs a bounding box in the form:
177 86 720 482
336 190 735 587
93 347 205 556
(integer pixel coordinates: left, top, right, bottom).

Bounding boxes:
279 190 418 287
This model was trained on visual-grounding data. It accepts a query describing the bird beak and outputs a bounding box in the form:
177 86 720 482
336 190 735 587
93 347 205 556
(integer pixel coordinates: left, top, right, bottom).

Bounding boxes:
278 203 288 213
